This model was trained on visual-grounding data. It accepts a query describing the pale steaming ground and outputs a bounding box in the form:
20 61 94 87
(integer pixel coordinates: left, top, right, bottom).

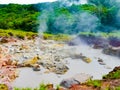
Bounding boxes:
12 44 120 88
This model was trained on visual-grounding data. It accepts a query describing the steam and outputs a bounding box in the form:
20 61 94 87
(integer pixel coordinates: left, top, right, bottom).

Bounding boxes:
37 0 120 36
115 10 120 27
58 0 87 6
115 2 120 29
37 0 98 35
73 12 99 32
88 0 120 31
117 0 120 2
38 10 49 37
36 10 49 47
50 12 99 34
52 14 73 34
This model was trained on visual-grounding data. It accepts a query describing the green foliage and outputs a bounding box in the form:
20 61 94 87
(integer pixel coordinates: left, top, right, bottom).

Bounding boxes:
0 1 119 34
38 83 47 90
88 0 116 8
87 0 119 27
80 4 98 13
56 85 60 90
86 80 102 88
80 4 114 26
108 31 120 38
0 29 38 39
54 8 71 16
14 87 32 90
46 3 117 34
14 83 48 90
0 29 71 41
0 4 40 32
104 87 110 90
115 86 120 90
46 7 74 34
43 33 71 41
103 70 120 79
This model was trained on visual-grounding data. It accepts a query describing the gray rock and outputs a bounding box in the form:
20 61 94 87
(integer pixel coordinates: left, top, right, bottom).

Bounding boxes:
55 63 69 74
99 62 106 65
103 46 120 57
54 56 61 62
104 66 112 69
73 73 93 83
98 58 103 62
60 73 93 88
40 60 69 74
33 67 40 71
60 78 79 88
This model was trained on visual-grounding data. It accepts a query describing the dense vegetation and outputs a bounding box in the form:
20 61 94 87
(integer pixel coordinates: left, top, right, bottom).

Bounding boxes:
0 29 37 40
0 0 120 34
0 4 39 32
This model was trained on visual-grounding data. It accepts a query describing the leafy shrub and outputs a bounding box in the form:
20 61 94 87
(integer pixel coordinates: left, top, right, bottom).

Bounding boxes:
0 29 38 40
103 70 120 79
16 34 25 40
115 86 120 90
86 80 102 88
43 33 71 41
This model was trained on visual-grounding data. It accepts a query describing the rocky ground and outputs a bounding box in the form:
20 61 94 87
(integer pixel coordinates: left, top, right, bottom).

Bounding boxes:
0 37 120 90
0 37 93 75
0 42 18 90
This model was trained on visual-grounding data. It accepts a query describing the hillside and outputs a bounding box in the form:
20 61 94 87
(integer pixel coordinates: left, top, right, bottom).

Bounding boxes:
0 4 40 32
0 0 120 34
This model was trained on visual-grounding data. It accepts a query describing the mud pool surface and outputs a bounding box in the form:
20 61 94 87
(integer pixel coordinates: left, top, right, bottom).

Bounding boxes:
11 40 120 88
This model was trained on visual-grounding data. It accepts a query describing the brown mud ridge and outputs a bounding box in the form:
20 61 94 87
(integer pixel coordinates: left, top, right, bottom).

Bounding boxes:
69 66 120 90
68 79 120 90
46 66 120 90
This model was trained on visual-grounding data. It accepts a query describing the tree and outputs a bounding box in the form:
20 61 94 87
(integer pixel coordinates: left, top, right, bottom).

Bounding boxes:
0 4 40 32
87 0 117 8
87 0 119 28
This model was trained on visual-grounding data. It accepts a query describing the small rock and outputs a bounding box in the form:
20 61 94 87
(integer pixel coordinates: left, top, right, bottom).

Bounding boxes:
82 57 92 63
99 62 106 65
73 73 93 83
0 38 8 43
44 70 50 74
12 60 18 66
57 75 61 78
23 56 39 65
46 84 54 90
104 66 112 69
98 58 103 62
17 63 25 67
60 78 79 88
33 64 40 71
54 56 61 62
55 63 69 74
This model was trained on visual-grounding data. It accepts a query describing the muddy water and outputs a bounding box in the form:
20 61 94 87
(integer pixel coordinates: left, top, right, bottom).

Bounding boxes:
12 44 120 88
